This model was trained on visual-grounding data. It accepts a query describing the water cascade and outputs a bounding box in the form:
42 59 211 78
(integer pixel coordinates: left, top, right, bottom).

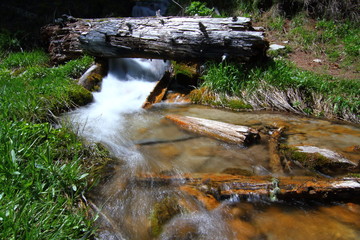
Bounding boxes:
66 57 360 240
67 58 237 239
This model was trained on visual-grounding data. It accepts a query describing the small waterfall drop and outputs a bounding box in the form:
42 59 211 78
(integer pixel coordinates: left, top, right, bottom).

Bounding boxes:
69 58 169 164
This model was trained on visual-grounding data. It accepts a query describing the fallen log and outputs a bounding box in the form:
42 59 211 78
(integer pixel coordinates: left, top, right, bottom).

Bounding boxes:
142 70 171 109
269 127 285 175
41 16 268 63
133 173 360 202
165 114 260 145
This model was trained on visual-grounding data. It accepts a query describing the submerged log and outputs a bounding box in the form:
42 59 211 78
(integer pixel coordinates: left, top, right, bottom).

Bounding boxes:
134 173 360 201
41 16 268 63
165 114 260 145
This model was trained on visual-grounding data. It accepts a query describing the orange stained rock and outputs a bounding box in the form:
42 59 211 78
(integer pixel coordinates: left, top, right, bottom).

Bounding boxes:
179 186 220 210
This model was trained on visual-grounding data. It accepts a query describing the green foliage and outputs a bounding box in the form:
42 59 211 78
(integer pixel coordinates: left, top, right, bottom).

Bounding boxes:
267 16 285 31
202 62 243 94
0 51 103 239
0 50 49 68
0 121 97 239
185 1 214 16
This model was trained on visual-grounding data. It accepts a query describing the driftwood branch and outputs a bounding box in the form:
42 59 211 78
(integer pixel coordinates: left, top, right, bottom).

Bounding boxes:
165 114 260 145
269 127 285 175
41 16 268 63
133 173 360 201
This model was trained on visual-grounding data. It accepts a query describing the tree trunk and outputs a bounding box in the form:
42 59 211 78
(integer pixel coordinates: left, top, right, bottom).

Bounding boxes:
133 173 360 202
41 16 268 63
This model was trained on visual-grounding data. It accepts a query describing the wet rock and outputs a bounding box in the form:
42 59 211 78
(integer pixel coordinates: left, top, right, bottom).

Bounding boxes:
221 168 253 176
179 186 220 210
78 60 107 91
281 145 358 175
149 196 182 237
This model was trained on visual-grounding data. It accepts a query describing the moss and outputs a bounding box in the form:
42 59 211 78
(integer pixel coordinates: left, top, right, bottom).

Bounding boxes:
279 145 348 175
225 99 253 110
149 196 181 237
67 85 93 106
173 62 197 78
171 61 199 90
86 72 103 91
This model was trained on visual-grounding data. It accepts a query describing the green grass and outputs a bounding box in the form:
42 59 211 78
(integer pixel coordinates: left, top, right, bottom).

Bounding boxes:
196 59 359 121
0 50 107 239
0 54 93 122
285 16 359 68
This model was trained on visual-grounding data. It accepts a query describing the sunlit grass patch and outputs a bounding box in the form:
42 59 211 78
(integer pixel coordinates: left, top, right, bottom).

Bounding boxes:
0 50 107 239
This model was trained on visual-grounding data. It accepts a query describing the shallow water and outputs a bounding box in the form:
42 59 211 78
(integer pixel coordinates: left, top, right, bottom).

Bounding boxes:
66 58 360 240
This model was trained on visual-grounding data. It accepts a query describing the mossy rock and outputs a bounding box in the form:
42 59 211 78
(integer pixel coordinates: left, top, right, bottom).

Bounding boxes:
280 145 358 175
149 196 182 237
68 85 93 106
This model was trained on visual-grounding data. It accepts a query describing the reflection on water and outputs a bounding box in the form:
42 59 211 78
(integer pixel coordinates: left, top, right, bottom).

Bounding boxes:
66 58 359 240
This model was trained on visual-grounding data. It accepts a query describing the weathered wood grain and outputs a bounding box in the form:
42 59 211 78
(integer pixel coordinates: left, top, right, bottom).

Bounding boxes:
41 16 268 63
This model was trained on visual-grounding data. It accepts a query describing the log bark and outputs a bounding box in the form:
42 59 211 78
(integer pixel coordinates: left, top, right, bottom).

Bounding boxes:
133 173 360 201
165 114 260 145
41 16 268 63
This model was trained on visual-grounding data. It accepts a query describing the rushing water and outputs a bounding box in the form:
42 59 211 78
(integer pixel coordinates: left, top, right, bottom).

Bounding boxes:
66 58 360 240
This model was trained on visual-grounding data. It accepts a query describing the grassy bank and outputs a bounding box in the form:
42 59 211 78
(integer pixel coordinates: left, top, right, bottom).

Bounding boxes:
191 59 359 123
178 1 359 123
0 46 107 239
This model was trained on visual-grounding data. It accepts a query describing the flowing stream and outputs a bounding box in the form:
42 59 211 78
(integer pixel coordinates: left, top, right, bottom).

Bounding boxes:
66 58 360 240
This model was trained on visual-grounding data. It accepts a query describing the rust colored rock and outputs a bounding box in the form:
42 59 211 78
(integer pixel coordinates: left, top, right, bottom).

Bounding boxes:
180 186 220 210
165 114 260 145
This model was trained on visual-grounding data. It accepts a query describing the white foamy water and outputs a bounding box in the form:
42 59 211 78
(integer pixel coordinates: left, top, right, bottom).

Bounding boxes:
67 58 169 160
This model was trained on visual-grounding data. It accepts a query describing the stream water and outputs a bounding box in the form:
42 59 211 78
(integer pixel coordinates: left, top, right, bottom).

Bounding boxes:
66 58 360 240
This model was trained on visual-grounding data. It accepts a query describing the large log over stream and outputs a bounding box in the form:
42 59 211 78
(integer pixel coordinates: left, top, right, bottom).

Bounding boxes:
41 16 268 63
